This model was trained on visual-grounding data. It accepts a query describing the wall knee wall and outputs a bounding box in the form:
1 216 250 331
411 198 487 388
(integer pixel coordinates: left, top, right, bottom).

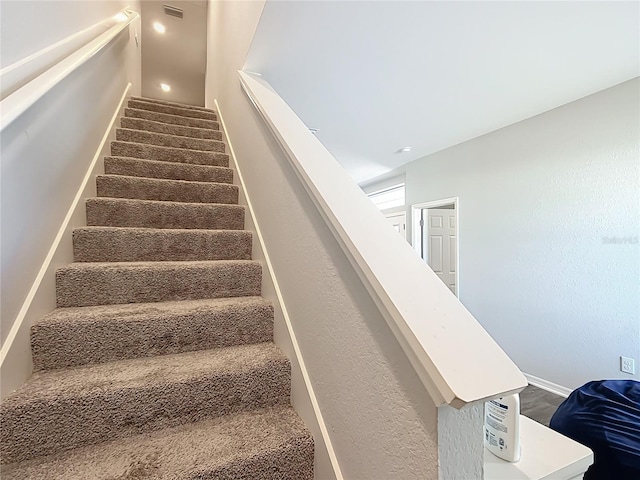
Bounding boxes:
206 2 443 478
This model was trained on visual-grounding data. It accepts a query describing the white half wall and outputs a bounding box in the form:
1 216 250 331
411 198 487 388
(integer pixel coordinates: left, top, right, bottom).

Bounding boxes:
402 78 640 391
0 2 141 397
206 1 449 478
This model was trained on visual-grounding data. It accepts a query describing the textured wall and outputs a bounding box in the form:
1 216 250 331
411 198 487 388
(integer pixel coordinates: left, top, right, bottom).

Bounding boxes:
438 403 485 480
206 1 444 478
404 78 640 390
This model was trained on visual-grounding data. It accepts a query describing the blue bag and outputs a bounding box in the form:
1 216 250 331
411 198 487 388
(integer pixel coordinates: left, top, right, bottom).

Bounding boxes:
550 380 640 479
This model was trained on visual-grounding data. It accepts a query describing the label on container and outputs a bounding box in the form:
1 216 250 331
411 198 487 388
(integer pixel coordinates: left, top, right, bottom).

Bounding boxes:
485 400 509 451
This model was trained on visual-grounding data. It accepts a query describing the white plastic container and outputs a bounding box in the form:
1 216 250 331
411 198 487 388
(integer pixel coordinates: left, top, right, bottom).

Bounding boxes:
484 393 521 462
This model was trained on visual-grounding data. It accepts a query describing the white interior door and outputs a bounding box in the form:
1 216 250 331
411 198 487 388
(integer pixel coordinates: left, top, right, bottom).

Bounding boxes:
425 208 456 294
385 212 407 240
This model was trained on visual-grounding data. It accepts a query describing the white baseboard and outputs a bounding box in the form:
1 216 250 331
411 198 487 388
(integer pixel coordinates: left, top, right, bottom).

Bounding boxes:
215 99 343 480
524 373 572 398
0 83 132 399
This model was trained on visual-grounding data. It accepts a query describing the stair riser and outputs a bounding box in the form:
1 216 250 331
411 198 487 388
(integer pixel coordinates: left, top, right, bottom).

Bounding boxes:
1 407 312 478
56 262 262 307
120 117 222 140
131 96 212 112
104 157 233 184
207 439 315 480
124 108 219 129
96 176 238 205
73 229 252 262
111 141 228 167
116 129 225 152
128 100 217 121
0 363 290 464
32 303 274 371
86 199 244 230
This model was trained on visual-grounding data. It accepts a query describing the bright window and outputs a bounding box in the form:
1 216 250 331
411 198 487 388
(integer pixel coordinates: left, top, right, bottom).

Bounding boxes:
368 184 405 210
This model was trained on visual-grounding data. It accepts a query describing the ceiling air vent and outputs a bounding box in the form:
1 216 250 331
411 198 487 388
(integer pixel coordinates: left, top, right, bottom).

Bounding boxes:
163 4 184 18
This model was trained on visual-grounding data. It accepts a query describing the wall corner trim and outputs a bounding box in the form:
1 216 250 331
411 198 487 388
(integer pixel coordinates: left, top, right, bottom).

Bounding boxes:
214 98 344 480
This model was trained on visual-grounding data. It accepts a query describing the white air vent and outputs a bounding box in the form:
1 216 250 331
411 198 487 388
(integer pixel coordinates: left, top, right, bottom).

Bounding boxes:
163 4 184 18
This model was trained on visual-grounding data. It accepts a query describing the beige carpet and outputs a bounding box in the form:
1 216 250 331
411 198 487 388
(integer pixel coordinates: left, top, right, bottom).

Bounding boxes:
0 96 314 479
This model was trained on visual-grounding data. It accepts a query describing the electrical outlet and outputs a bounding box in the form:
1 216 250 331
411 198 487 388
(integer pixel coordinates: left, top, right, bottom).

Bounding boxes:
620 356 636 375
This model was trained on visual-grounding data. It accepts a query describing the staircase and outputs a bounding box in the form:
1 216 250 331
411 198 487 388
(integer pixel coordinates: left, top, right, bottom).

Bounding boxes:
0 97 314 479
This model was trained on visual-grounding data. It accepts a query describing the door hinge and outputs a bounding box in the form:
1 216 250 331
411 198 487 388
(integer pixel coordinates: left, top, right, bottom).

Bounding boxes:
419 219 424 227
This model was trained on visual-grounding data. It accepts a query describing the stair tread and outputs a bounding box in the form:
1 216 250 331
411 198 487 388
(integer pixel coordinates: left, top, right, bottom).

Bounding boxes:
3 342 284 405
56 259 261 307
104 156 233 183
1 406 313 480
96 174 238 204
131 96 214 112
97 173 235 188
120 117 222 140
75 225 248 234
59 259 259 270
129 98 216 115
116 128 226 152
32 297 273 370
124 108 219 130
111 140 228 167
112 140 226 156
86 197 244 231
37 296 269 326
73 226 252 263
128 99 217 121
88 196 243 208
104 155 232 171
118 127 223 142
2 341 290 465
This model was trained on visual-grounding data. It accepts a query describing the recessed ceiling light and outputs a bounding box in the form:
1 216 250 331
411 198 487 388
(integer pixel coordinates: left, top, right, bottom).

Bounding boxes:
153 22 166 33
397 147 412 153
160 83 171 92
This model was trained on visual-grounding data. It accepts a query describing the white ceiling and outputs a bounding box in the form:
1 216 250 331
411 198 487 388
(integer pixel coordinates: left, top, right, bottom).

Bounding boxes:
141 0 207 106
245 1 640 184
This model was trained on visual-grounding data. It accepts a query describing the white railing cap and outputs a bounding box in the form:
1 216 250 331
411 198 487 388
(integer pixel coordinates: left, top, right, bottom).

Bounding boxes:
0 9 138 132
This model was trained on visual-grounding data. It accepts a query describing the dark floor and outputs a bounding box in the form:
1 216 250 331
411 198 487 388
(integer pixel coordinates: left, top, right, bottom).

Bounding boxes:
520 384 566 426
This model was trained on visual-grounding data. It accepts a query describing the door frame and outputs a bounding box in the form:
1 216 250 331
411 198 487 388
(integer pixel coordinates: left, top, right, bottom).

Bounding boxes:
384 210 407 241
411 197 460 297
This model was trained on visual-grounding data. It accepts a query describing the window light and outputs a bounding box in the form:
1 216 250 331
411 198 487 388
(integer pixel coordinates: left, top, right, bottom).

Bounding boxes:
368 184 405 210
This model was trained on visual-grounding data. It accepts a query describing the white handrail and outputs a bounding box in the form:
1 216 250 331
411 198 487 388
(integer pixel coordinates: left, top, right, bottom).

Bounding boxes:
0 9 139 131
239 70 528 408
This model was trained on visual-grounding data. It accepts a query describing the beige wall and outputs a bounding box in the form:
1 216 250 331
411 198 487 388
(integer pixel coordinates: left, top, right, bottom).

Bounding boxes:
141 0 207 106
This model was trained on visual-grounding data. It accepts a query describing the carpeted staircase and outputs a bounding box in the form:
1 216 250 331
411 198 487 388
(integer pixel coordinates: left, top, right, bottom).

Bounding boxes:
0 97 314 479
